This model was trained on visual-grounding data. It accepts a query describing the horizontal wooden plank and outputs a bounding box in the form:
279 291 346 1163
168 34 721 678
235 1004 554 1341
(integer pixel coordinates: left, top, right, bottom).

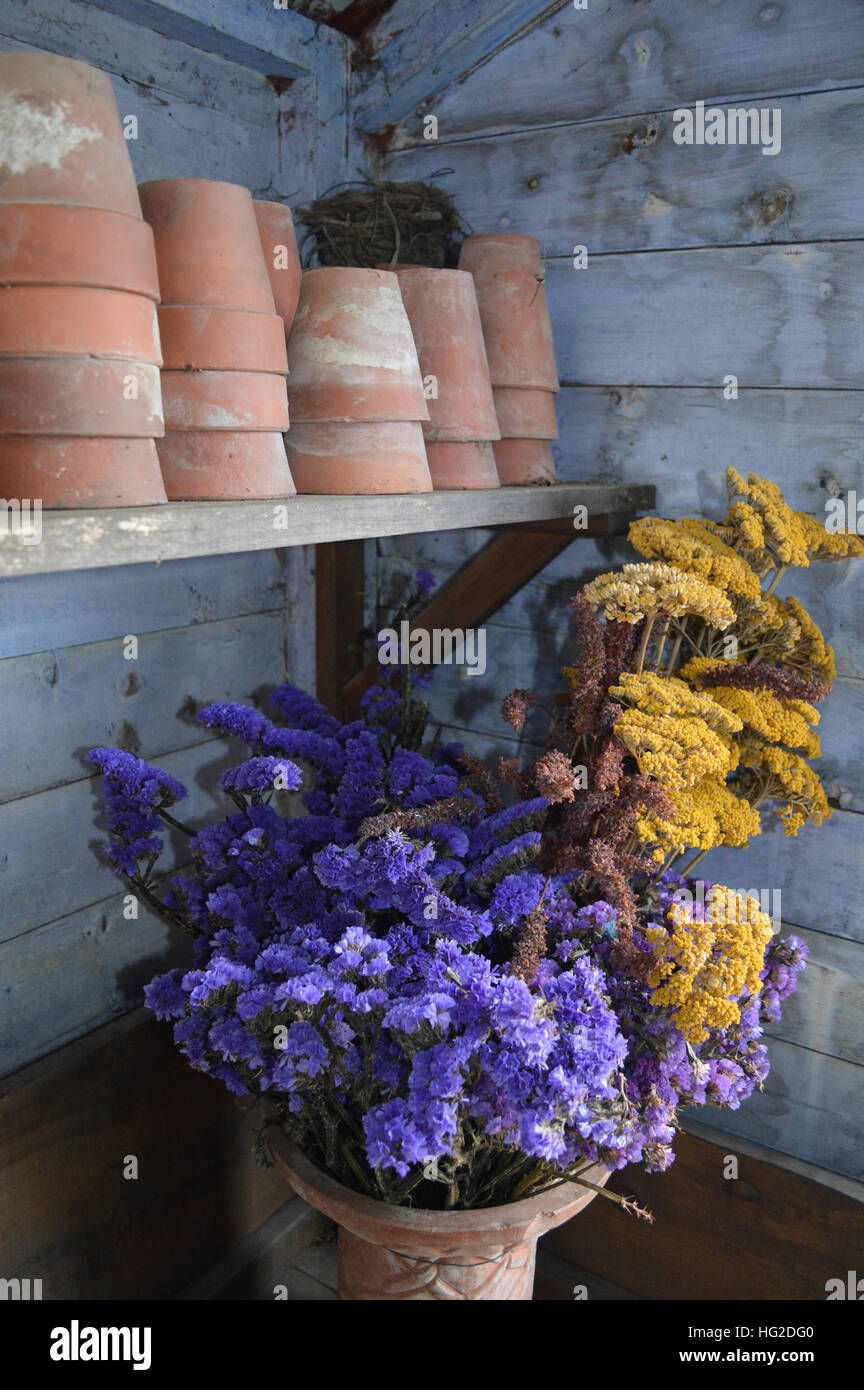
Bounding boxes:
177 1200 332 1301
543 1129 864 1301
0 1009 288 1298
385 85 864 254
0 0 279 125
551 385 864 516
0 549 285 661
543 245 864 388
79 0 333 79
372 0 864 140
0 484 655 579
687 1038 864 1179
703 809 864 943
765 926 864 1065
0 883 190 1076
0 611 285 803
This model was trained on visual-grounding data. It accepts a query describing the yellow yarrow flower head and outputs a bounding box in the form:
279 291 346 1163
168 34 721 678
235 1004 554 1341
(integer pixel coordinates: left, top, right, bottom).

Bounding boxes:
726 468 809 568
739 740 832 835
797 509 864 562
646 887 773 1043
609 672 743 736
628 516 762 601
583 562 735 628
636 777 762 859
614 708 735 790
784 595 837 683
693 684 821 758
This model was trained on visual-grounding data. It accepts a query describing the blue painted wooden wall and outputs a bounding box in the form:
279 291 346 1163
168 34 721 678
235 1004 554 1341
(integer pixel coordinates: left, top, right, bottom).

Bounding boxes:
0 0 348 1073
366 0 864 1182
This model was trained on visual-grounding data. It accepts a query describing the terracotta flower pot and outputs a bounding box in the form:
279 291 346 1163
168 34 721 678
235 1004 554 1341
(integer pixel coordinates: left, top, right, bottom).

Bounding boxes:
493 438 556 486
390 267 499 443
156 431 295 500
161 370 290 431
492 387 558 440
284 421 432 494
0 358 163 435
158 306 287 373
0 53 142 216
425 440 500 490
0 436 167 507
138 179 276 313
458 234 558 392
0 286 162 364
253 199 302 332
0 204 159 298
286 269 429 424
265 1129 609 1301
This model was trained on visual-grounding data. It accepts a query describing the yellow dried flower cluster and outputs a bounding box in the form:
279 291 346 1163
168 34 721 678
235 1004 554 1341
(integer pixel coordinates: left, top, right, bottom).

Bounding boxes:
784 595 836 683
614 709 735 790
583 562 735 628
629 517 762 600
637 777 762 860
797 510 864 562
738 741 831 836
609 672 743 736
645 888 773 1043
726 469 810 567
694 684 821 759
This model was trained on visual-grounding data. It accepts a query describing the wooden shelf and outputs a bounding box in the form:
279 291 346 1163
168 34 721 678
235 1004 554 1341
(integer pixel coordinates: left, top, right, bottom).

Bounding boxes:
0 483 655 578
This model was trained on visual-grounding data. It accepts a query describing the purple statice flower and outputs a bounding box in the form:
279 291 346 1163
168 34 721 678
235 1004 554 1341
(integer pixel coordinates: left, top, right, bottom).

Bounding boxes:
219 756 302 795
195 701 274 747
415 568 436 597
268 683 341 737
760 935 809 1022
87 747 187 875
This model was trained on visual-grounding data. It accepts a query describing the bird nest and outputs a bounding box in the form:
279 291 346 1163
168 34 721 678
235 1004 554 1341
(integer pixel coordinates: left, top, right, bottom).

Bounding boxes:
296 177 468 269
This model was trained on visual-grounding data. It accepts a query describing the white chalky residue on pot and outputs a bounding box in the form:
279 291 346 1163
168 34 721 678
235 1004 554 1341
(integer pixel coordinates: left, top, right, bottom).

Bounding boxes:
0 98 101 174
298 286 419 375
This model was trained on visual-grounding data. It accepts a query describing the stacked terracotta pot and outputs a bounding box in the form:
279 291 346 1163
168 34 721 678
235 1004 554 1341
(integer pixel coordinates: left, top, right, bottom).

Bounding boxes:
139 179 293 499
254 200 302 338
0 52 166 507
388 267 500 490
284 268 432 493
458 234 559 486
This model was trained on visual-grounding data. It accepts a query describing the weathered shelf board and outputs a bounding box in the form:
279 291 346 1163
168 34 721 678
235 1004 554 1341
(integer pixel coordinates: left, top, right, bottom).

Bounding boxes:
366 0 864 140
385 86 864 255
0 485 655 579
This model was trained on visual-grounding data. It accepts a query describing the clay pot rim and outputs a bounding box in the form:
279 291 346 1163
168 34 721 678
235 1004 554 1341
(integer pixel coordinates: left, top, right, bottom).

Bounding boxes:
462 233 542 248
264 1126 608 1254
138 177 253 196
300 266 397 282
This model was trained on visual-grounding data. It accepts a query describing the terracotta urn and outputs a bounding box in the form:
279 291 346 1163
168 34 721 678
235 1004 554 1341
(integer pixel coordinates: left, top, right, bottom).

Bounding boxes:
253 199 302 332
0 204 159 298
390 267 499 443
156 431 295 500
139 179 276 312
458 234 559 392
0 436 167 507
265 1128 608 1301
0 53 142 216
284 421 432 494
425 440 500 490
158 306 288 373
160 370 290 431
286 268 429 423
492 387 558 440
493 438 556 486
0 286 162 364
0 358 163 435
